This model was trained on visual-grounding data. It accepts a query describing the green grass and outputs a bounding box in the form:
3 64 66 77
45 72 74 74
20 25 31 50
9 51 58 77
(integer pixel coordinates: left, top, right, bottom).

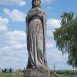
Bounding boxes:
52 75 77 77
0 73 77 77
51 75 77 77
0 73 23 77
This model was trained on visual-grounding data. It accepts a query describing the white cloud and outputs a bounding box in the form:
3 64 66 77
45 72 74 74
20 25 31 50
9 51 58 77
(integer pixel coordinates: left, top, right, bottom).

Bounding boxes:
0 24 7 31
42 0 54 3
0 17 9 31
46 43 53 48
3 8 26 22
3 8 10 15
0 0 26 6
0 17 9 24
0 30 27 69
5 30 26 50
46 18 61 44
12 44 26 50
18 1 26 6
0 46 10 52
46 18 61 49
6 31 26 41
0 46 27 69
47 18 61 28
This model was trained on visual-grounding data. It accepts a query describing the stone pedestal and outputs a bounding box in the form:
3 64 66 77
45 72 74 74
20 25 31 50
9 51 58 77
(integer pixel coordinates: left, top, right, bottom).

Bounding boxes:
23 69 50 77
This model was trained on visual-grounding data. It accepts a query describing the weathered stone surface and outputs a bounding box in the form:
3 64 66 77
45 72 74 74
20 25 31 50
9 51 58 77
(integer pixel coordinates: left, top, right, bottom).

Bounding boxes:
24 0 50 77
26 0 48 69
23 69 50 77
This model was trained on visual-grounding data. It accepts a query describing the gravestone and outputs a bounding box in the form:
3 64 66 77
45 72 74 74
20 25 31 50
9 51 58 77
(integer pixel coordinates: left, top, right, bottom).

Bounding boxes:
24 0 50 77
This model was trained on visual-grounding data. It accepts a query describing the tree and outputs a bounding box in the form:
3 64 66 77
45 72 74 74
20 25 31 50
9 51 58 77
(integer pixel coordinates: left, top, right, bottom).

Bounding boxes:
4 69 7 73
53 12 77 68
9 68 12 73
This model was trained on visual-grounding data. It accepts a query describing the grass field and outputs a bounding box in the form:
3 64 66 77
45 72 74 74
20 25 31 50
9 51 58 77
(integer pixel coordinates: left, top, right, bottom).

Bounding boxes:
0 73 23 77
0 73 77 77
52 75 77 77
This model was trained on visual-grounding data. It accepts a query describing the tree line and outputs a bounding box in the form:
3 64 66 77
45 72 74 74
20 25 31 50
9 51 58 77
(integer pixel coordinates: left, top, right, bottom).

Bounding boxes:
0 68 24 73
1 68 12 73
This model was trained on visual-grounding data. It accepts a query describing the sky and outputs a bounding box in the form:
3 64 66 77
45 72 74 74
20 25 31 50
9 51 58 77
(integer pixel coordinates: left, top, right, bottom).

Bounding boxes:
0 0 77 70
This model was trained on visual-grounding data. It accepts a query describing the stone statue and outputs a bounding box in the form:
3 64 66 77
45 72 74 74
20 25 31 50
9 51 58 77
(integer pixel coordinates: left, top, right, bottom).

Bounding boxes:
26 0 48 69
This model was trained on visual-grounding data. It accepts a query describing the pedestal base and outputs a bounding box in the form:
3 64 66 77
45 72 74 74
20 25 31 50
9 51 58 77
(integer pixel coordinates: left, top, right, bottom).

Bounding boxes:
23 69 50 77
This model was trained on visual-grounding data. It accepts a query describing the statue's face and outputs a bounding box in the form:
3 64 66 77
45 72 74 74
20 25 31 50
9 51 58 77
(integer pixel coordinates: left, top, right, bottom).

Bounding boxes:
33 0 41 6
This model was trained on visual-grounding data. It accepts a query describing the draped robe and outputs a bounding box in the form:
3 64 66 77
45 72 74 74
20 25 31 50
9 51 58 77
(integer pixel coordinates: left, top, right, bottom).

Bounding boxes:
26 7 48 69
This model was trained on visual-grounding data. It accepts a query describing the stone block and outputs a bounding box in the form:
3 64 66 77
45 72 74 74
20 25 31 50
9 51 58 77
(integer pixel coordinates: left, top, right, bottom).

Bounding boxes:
23 69 50 77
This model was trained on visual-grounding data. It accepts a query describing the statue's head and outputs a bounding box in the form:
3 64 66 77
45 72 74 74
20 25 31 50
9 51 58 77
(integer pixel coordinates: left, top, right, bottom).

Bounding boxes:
32 0 41 8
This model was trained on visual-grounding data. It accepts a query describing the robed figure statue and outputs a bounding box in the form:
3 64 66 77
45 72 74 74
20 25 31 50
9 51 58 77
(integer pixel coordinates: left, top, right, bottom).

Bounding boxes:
26 0 48 69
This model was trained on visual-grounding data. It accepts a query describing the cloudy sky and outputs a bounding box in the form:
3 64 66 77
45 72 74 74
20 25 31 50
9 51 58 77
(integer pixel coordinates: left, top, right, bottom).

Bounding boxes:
0 0 77 70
